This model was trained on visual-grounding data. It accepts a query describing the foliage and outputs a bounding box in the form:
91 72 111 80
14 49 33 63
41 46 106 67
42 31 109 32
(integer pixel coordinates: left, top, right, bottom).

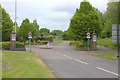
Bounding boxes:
0 41 25 50
97 37 120 50
2 7 13 41
62 31 68 40
32 19 40 38
37 41 49 45
18 18 37 41
39 28 50 38
69 1 102 41
69 41 83 50
50 30 62 37
101 1 120 38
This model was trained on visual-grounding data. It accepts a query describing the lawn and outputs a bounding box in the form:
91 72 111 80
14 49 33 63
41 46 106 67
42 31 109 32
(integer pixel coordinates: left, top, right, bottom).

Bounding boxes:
2 51 55 78
86 51 119 61
97 37 120 50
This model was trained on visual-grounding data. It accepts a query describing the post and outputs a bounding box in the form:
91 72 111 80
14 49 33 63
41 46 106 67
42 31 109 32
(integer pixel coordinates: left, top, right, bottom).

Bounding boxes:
10 30 16 51
88 28 90 51
29 39 32 52
15 0 17 33
117 24 119 57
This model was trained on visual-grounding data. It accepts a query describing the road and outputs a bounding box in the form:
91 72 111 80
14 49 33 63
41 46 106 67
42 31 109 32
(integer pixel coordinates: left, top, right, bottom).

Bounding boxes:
31 41 118 78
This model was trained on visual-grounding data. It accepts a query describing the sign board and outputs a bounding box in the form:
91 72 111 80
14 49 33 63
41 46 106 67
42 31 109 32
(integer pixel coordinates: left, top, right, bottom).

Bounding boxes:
28 32 32 39
112 24 120 44
86 32 91 38
12 34 16 41
93 35 96 42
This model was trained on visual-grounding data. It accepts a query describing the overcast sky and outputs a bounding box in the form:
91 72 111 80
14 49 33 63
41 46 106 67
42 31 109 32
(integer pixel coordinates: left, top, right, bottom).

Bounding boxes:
1 0 108 31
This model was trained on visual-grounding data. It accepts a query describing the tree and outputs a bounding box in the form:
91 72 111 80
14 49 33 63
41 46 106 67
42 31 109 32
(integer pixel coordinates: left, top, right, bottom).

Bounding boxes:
18 18 37 42
0 5 2 42
62 31 68 40
50 30 62 37
40 28 50 34
69 0 102 41
39 28 50 38
2 7 13 41
101 1 120 38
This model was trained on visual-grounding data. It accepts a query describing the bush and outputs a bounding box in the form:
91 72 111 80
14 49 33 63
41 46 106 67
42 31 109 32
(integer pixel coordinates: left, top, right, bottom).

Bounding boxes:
69 41 83 50
0 41 25 50
69 42 76 46
37 41 49 45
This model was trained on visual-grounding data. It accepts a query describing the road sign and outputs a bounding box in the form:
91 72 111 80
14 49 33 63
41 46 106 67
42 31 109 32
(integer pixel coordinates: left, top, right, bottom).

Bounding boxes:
28 32 32 39
93 35 96 42
112 24 120 44
12 34 16 41
86 32 91 38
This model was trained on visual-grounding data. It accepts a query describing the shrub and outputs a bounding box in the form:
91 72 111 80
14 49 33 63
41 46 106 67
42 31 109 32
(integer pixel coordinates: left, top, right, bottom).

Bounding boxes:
69 41 83 50
37 41 49 45
0 41 25 50
69 42 76 46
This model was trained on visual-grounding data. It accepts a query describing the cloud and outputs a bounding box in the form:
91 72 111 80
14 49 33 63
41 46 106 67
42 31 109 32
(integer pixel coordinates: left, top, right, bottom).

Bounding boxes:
1 0 108 31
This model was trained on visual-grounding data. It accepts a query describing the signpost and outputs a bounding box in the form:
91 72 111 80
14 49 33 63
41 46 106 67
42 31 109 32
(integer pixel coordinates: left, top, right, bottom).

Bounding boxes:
28 32 32 52
10 30 16 51
112 24 120 57
92 32 97 50
86 30 91 51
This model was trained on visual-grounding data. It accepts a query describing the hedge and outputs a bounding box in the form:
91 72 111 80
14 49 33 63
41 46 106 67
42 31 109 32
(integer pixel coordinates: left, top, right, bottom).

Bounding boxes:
0 41 25 50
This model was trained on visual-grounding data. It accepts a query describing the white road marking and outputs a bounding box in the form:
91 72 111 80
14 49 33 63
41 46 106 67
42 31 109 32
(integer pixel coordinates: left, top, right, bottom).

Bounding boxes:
97 67 119 76
63 55 88 64
63 55 72 59
74 59 88 64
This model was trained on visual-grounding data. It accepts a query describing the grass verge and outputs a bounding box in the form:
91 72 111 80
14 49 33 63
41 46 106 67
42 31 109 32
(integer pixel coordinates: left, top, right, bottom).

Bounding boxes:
2 51 55 78
97 37 120 50
86 51 119 61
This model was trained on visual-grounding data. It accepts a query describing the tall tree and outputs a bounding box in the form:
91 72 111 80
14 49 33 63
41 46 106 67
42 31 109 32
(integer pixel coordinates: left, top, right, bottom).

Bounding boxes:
101 1 120 37
69 0 102 41
2 7 13 41
18 18 36 41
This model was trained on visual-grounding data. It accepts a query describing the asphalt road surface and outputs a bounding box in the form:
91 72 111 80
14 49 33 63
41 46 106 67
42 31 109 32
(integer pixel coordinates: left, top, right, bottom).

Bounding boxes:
31 41 118 78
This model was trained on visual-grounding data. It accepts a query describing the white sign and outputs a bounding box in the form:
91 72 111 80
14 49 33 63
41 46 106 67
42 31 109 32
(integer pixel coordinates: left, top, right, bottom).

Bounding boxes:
112 24 120 44
28 32 32 39
93 35 96 42
86 32 91 38
12 34 16 41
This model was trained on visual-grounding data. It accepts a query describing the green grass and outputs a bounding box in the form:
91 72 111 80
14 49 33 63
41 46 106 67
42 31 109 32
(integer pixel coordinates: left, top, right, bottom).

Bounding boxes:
2 51 55 78
86 51 119 61
53 38 62 41
97 37 120 50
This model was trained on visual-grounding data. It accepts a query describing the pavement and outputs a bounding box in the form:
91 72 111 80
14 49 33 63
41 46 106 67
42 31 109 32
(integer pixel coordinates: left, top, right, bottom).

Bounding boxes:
30 41 118 78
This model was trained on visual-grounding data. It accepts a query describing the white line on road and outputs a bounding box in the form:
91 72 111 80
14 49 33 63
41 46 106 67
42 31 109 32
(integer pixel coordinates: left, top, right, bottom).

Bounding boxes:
74 59 88 65
63 55 72 59
63 55 88 65
97 67 119 76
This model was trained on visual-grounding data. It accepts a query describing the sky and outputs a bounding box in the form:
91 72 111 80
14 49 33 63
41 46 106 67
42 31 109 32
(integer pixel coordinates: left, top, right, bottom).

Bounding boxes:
1 0 108 31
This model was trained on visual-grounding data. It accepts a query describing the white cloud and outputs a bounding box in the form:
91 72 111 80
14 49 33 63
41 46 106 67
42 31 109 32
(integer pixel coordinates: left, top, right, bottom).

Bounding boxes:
1 0 108 31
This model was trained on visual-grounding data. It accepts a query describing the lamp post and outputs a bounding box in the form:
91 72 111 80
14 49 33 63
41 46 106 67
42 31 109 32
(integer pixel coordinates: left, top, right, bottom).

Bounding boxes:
15 0 17 33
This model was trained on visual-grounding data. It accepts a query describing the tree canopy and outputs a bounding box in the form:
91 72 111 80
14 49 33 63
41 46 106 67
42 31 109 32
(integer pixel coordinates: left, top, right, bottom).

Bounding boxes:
101 1 120 38
68 1 102 41
18 18 37 41
2 7 13 41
